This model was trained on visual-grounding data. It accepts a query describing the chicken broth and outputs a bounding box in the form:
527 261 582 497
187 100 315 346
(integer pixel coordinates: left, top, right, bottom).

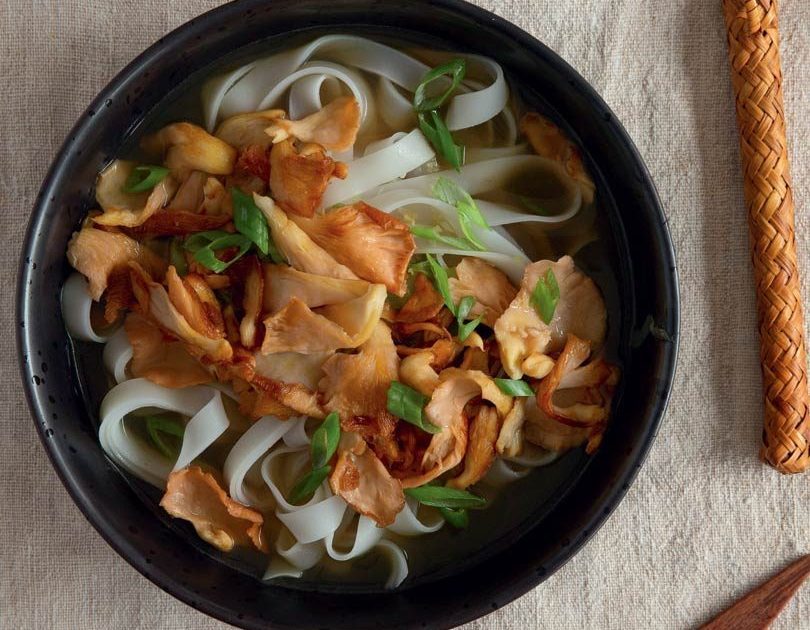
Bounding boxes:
64 33 622 590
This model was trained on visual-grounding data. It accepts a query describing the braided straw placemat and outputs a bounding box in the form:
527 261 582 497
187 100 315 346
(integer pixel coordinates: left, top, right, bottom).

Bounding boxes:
723 0 810 473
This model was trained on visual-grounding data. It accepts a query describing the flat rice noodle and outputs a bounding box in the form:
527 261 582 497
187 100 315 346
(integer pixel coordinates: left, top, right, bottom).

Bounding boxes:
125 313 212 388
253 194 358 280
160 466 266 552
265 96 360 152
320 129 435 208
93 160 178 227
67 226 166 300
330 433 405 527
142 122 237 177
214 108 285 149
263 265 368 313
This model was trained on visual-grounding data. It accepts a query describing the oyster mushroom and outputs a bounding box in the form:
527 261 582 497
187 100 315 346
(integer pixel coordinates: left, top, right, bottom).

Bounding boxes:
92 159 177 227
125 313 212 388
252 193 358 280
266 97 361 153
215 108 285 149
160 466 266 552
66 226 165 300
494 255 606 379
449 257 517 327
291 201 415 295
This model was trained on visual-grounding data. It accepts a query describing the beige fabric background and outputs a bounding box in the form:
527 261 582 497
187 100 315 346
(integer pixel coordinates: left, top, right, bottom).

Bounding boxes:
2 0 809 628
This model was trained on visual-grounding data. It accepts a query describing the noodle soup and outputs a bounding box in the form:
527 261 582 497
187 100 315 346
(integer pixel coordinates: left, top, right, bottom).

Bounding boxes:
63 34 621 589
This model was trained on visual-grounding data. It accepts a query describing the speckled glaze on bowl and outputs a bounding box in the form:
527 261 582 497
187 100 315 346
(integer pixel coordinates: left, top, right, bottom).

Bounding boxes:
17 1 678 628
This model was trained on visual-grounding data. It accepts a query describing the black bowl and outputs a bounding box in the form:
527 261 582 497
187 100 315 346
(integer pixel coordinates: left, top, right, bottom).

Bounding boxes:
17 1 678 628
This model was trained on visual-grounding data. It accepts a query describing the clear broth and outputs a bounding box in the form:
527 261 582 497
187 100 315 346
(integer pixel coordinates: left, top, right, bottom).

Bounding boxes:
90 31 623 591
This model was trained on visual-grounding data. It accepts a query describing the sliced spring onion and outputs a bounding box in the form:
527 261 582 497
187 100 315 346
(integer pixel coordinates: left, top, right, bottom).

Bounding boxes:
169 238 188 276
231 188 270 256
263 236 285 265
386 381 440 434
413 58 466 113
408 259 432 278
410 224 476 251
404 485 487 509
455 296 482 342
311 411 340 470
418 111 464 171
122 165 169 193
425 253 455 314
183 230 232 252
457 318 482 342
289 465 331 505
184 231 252 273
439 507 469 529
518 195 553 216
494 378 535 397
456 295 475 321
433 177 489 250
145 415 185 459
432 177 489 228
530 268 560 324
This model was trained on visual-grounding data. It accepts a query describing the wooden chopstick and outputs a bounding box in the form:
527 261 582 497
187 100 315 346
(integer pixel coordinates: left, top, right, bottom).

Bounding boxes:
699 554 810 629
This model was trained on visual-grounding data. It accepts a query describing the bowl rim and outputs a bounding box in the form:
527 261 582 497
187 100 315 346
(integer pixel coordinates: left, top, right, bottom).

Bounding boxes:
17 0 680 627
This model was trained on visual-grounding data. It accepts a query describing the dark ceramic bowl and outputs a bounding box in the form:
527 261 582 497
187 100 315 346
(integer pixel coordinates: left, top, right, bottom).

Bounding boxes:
17 1 678 628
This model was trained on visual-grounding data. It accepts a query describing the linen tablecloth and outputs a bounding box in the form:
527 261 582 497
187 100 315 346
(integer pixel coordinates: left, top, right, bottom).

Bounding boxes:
2 1 809 628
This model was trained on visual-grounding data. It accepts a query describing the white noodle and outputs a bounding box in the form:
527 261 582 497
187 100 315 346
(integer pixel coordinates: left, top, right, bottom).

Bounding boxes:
276 495 347 545
62 272 109 343
222 415 297 507
376 539 409 588
324 514 384 561
173 390 229 471
388 498 444 536
320 129 435 208
98 379 225 488
66 35 588 590
102 326 132 384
